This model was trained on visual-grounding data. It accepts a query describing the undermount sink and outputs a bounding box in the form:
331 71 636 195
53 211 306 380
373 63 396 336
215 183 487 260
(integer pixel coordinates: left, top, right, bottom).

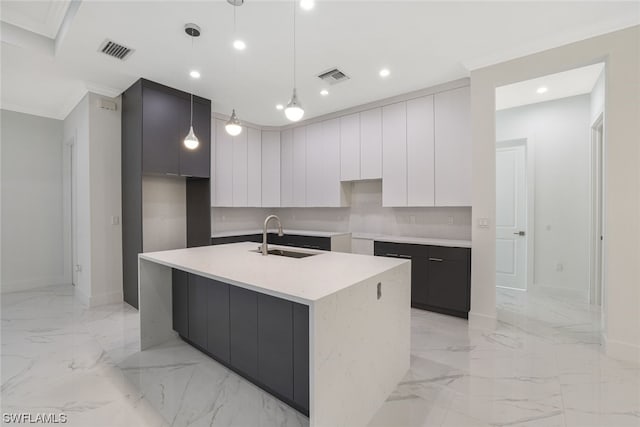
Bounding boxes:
252 248 317 258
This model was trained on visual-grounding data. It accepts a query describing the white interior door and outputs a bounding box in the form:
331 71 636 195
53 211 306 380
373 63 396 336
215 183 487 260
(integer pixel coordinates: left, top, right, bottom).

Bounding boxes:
496 144 527 290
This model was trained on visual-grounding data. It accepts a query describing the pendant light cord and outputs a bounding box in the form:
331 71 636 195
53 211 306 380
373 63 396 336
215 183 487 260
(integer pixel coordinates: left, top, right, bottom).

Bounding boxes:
190 36 194 127
292 0 296 88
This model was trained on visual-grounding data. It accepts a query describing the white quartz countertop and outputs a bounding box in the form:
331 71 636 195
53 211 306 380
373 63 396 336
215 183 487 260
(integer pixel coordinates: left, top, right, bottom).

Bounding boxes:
351 233 472 248
140 242 407 305
211 229 351 238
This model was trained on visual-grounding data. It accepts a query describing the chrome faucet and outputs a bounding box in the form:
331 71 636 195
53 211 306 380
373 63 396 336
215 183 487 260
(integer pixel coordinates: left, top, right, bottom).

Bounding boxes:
262 215 284 255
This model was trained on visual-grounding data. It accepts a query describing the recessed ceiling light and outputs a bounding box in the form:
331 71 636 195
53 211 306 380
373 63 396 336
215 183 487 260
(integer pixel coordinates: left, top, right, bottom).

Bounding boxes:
300 0 315 10
379 68 390 78
190 70 201 79
320 89 329 96
276 104 284 110
537 86 548 94
233 39 246 51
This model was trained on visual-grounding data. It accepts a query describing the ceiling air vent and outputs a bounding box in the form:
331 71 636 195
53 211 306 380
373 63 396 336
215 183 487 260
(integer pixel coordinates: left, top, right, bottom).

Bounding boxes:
317 68 350 85
98 39 134 61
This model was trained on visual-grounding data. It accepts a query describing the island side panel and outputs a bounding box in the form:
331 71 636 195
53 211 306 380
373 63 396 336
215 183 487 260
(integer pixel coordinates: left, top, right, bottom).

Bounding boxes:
309 261 411 427
138 257 177 350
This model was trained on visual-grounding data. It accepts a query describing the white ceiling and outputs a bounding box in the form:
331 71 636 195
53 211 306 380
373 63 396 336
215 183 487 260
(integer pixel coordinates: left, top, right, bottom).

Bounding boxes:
1 1 638 124
1 0 71 38
496 62 605 111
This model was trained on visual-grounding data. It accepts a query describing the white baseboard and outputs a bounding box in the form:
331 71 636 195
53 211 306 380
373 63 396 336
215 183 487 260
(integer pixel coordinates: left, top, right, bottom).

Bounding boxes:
1 276 67 293
468 311 497 330
530 283 589 302
88 290 124 307
74 286 90 306
603 333 640 364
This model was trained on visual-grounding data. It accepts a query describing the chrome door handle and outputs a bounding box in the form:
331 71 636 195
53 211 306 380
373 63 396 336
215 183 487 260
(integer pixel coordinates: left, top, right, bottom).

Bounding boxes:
429 257 443 262
513 231 526 236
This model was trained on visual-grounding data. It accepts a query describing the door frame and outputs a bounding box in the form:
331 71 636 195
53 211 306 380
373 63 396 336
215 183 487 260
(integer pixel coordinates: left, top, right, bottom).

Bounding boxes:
496 138 535 291
589 113 605 306
63 135 77 287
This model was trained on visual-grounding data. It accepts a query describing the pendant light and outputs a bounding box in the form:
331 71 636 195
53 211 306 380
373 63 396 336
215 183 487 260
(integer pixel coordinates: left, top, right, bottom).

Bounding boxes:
184 23 201 150
225 2 243 136
284 0 304 122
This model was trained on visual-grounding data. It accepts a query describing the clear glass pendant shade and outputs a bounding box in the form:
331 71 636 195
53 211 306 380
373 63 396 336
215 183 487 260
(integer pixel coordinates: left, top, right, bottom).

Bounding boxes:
284 88 304 122
183 126 199 150
225 109 243 136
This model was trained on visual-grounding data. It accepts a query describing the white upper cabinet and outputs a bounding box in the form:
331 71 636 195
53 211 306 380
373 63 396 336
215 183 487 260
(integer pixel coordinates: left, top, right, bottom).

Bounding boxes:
321 118 347 206
382 102 407 207
280 129 293 207
247 127 262 207
305 122 323 206
292 126 307 207
213 119 233 206
232 129 248 207
406 95 435 206
434 86 471 206
261 130 280 207
340 113 360 181
360 107 382 180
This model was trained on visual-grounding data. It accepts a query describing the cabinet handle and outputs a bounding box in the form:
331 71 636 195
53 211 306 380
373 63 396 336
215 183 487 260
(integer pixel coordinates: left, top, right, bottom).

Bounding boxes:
398 254 411 259
429 257 444 262
386 253 399 257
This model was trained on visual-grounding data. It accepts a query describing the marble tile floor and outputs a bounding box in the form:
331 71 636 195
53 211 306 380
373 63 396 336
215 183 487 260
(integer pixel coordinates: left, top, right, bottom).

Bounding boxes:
2 285 638 427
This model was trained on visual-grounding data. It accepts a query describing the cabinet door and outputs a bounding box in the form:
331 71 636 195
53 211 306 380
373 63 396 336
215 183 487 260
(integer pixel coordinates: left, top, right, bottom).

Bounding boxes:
207 279 230 363
293 303 309 412
410 256 430 307
232 129 248 207
427 247 471 313
292 127 306 207
180 99 211 178
214 119 233 206
247 127 262 207
360 108 382 179
435 86 471 206
142 85 182 175
382 102 407 206
172 269 189 337
407 96 435 206
340 113 360 181
280 129 293 207
305 123 323 207
257 294 294 401
188 274 208 349
229 286 258 379
261 131 281 207
322 118 343 206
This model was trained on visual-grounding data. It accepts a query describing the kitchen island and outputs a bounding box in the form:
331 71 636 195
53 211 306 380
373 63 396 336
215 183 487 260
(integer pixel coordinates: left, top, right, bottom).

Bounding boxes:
138 242 410 427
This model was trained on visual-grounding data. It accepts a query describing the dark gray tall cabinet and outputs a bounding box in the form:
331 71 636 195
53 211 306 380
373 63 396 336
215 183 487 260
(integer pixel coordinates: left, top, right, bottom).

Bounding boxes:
122 78 211 309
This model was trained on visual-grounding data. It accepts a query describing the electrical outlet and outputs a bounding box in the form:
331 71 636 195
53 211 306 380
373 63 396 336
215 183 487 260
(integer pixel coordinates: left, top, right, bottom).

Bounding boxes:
111 216 120 225
546 225 552 231
74 264 82 272
556 263 564 272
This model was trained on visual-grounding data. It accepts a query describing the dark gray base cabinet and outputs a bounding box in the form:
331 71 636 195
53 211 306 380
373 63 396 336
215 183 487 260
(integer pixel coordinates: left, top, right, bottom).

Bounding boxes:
374 241 471 319
171 269 309 415
211 233 331 251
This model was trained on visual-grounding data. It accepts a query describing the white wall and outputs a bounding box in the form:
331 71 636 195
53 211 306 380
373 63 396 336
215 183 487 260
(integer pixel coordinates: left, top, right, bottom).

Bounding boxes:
590 69 605 124
87 93 122 306
496 95 591 298
470 25 640 362
211 181 472 241
62 93 123 306
1 110 65 292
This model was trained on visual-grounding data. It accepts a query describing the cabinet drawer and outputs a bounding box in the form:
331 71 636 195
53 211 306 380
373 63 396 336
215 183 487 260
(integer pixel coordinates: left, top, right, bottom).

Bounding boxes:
269 234 330 251
374 241 429 258
211 234 262 245
428 245 470 262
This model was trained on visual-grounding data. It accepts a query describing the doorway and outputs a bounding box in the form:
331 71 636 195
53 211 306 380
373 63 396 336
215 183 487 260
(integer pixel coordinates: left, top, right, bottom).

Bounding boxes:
495 140 528 290
590 113 604 307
